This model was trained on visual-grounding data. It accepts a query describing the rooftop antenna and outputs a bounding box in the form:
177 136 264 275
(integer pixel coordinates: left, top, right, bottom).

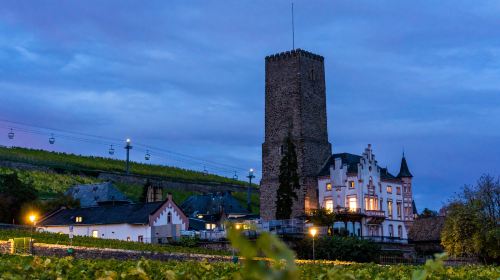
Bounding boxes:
291 2 295 50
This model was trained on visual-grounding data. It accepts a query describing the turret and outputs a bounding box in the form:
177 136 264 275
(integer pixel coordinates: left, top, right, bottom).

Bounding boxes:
397 154 413 178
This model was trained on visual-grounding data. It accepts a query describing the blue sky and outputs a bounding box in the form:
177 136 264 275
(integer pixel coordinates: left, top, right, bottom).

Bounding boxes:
0 1 499 211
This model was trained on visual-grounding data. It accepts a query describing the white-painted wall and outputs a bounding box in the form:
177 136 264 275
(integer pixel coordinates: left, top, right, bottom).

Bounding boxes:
152 204 187 230
40 224 152 242
317 145 412 240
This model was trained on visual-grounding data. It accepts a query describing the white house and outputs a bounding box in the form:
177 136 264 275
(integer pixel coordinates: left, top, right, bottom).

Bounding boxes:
317 144 415 242
38 194 189 243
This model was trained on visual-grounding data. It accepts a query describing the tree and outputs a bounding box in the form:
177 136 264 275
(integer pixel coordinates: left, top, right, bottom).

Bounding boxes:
419 208 438 218
275 136 300 220
441 174 500 264
0 172 38 224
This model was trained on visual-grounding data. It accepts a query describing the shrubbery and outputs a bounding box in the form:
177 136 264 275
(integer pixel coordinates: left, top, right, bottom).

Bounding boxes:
294 236 381 262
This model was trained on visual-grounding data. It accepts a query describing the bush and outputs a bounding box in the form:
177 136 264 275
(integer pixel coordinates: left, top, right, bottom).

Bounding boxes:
293 236 381 262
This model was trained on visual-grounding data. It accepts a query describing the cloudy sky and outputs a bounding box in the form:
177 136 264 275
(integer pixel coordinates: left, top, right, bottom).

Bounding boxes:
0 1 499 211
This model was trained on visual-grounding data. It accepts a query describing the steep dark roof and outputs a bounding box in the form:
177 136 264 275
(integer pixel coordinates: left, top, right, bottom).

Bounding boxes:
318 153 362 176
181 191 249 217
408 216 445 242
380 167 397 180
397 156 413 178
65 182 130 207
39 202 163 226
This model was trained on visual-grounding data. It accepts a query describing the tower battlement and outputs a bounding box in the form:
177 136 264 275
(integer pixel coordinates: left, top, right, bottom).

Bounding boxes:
265 48 324 62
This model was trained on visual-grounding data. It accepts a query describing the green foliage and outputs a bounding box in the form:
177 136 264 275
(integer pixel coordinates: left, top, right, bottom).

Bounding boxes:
0 172 38 223
294 236 381 263
228 226 299 280
308 208 336 226
419 208 438 218
0 229 228 256
0 167 99 196
0 146 248 186
232 191 260 214
276 136 300 220
441 174 500 263
0 253 498 279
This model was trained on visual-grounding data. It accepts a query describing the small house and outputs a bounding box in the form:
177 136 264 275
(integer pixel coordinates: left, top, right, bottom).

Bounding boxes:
38 194 188 243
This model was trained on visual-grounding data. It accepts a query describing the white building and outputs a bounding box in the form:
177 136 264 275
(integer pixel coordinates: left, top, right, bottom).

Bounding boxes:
38 194 189 243
317 144 415 242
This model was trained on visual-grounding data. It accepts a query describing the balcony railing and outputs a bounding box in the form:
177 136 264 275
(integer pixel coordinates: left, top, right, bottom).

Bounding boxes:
365 210 386 217
333 207 362 214
361 236 408 244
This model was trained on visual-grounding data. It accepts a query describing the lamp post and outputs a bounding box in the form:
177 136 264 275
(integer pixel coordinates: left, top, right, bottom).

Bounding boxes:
125 138 132 174
246 169 255 212
309 227 317 262
28 214 36 240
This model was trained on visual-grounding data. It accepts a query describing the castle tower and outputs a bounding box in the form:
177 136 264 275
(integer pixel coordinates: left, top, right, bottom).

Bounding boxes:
397 154 414 228
260 49 332 221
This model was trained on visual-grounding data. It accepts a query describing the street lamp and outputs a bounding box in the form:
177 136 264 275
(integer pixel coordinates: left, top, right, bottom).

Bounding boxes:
125 138 132 174
246 168 255 212
28 214 37 240
309 227 318 262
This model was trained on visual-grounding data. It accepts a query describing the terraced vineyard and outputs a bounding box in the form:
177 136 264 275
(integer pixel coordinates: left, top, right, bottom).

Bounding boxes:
0 146 248 186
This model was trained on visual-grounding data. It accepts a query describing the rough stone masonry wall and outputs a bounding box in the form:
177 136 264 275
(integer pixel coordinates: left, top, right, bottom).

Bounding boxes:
260 49 332 220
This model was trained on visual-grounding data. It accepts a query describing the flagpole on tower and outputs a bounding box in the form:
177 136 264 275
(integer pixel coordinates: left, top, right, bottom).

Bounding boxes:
292 2 295 50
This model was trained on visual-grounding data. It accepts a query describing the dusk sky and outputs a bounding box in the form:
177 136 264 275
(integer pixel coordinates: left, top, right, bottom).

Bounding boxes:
0 1 499 211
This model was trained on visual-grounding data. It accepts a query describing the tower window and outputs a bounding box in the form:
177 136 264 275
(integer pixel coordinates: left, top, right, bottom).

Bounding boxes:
310 69 316 81
349 181 355 189
386 186 392 194
326 183 332 191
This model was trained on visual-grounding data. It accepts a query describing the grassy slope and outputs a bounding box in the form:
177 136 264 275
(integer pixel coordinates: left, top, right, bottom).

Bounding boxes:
0 146 250 186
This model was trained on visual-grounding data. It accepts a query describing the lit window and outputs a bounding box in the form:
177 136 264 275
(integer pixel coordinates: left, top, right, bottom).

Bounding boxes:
205 223 216 230
75 216 83 223
326 183 332 191
348 196 357 211
349 181 355 189
396 187 401 195
386 186 392 194
364 197 378 211
387 200 393 217
325 200 333 212
92 230 99 238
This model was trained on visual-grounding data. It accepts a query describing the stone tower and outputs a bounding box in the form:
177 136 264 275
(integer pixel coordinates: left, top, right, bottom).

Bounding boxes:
260 49 332 221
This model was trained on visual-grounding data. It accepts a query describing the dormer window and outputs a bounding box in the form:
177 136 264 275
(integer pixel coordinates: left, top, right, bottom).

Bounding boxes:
75 216 83 223
326 183 332 191
349 181 355 189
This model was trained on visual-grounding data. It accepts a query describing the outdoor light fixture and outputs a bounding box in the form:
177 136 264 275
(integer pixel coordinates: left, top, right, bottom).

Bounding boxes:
309 227 318 262
28 214 36 224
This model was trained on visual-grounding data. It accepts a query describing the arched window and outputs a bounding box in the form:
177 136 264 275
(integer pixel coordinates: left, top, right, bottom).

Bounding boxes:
167 212 172 224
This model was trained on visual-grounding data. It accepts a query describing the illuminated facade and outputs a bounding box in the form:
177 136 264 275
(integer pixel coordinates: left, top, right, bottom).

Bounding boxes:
317 144 415 241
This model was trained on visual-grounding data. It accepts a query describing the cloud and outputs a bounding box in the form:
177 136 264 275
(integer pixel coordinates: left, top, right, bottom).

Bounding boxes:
0 0 499 210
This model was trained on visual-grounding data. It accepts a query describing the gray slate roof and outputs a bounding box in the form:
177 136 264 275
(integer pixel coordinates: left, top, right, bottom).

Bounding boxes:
397 156 413 178
65 182 130 207
318 153 399 180
180 191 249 217
39 202 163 226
